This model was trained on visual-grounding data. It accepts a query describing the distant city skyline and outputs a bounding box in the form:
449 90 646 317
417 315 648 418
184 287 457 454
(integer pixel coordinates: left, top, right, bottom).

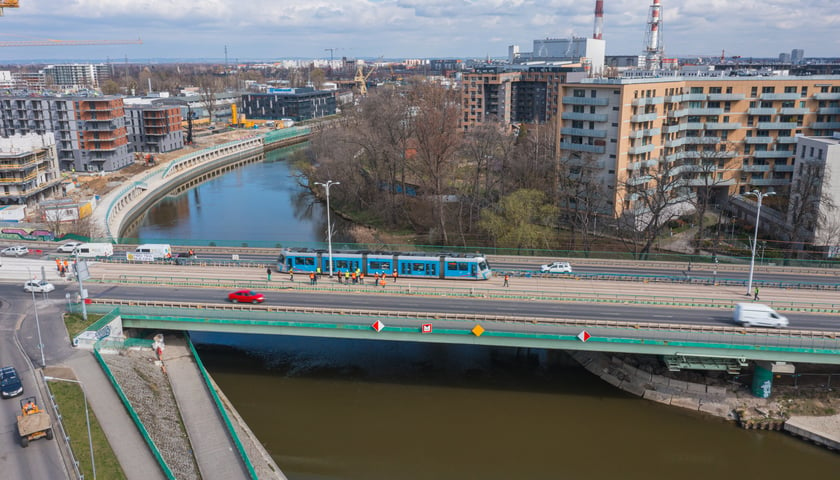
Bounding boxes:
0 0 836 63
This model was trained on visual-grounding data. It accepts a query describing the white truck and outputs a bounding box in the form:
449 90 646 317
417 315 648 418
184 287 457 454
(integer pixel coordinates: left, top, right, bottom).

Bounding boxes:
733 303 789 328
72 243 114 258
127 244 172 262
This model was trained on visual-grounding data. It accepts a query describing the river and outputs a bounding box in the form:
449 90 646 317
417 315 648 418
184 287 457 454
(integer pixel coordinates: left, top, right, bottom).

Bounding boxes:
128 149 840 479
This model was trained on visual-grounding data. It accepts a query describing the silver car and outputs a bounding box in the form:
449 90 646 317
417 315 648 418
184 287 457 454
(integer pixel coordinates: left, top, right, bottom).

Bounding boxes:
1 245 29 256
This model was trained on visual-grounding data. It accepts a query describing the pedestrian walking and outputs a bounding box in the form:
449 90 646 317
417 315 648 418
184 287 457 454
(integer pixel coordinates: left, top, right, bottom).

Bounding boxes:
754 286 760 301
266 268 272 281
392 270 398 283
289 270 294 282
503 274 509 287
309 272 316 285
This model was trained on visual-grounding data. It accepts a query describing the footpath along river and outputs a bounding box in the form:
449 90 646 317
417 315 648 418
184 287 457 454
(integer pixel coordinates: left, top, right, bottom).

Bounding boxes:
127 148 840 479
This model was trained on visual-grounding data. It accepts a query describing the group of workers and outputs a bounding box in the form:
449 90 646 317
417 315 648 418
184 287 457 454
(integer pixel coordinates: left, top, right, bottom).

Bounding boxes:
285 267 399 286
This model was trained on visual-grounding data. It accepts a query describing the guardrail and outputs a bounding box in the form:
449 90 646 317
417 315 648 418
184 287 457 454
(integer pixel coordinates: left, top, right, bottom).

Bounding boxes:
42 378 84 480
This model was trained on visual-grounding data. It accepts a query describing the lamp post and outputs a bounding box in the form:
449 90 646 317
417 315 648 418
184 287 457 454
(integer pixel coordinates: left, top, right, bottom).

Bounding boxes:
745 189 774 297
26 268 46 368
44 376 95 480
314 180 340 277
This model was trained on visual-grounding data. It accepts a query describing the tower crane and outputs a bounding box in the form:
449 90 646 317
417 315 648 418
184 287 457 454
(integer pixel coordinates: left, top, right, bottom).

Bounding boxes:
0 38 142 47
353 62 379 96
0 0 20 17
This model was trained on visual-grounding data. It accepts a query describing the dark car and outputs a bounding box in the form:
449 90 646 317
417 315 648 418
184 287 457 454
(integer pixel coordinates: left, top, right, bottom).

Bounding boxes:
1 366 24 399
228 290 265 304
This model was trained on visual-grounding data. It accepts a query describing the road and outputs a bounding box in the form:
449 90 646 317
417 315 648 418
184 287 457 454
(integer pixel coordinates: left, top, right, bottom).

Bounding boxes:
0 285 69 480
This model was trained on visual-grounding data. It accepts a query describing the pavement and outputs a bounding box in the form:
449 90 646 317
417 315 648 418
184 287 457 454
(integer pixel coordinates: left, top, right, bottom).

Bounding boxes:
160 336 251 480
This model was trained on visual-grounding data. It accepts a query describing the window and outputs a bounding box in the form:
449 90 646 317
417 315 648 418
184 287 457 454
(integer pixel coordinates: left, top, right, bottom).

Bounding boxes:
709 87 722 94
591 90 597 98
726 86 733 94
784 86 797 93
762 86 775 94
690 87 704 94
574 89 585 97
751 87 758 97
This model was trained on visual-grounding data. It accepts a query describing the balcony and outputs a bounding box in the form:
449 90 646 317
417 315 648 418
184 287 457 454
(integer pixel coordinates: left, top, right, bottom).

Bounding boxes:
747 108 777 115
628 144 656 155
742 164 771 172
662 124 682 134
756 122 797 130
628 128 661 139
707 93 745 101
818 107 840 114
752 150 793 158
559 142 606 154
744 137 774 144
682 122 705 131
627 175 652 186
631 97 664 106
561 112 608 122
749 178 788 186
630 112 658 123
774 164 795 172
562 96 609 106
561 127 607 138
681 108 724 116
776 136 798 144
664 151 691 163
811 122 840 129
705 122 741 130
779 108 810 115
814 93 840 100
759 93 800 101
683 93 708 101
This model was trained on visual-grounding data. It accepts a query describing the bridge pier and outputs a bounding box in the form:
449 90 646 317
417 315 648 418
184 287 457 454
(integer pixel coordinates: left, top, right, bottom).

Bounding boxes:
750 361 796 398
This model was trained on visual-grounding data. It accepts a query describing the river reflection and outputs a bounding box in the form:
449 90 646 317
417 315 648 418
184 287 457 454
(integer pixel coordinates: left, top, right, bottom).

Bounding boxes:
123 146 350 247
195 332 840 480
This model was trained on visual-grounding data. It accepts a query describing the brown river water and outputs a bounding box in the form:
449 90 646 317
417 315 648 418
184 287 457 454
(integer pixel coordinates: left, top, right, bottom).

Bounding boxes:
196 333 840 480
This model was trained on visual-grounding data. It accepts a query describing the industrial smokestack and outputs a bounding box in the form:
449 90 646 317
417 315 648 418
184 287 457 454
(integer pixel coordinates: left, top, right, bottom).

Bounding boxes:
643 0 664 70
593 0 604 40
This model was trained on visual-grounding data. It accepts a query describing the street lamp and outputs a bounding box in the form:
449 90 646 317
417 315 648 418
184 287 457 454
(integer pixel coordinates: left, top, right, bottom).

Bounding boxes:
314 180 340 277
44 376 96 480
26 268 46 368
745 189 774 297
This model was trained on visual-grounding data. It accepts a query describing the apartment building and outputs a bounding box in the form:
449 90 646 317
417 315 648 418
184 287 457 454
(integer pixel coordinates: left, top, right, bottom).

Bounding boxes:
43 64 111 88
461 70 840 216
788 134 840 248
0 95 133 172
125 105 184 153
0 133 61 206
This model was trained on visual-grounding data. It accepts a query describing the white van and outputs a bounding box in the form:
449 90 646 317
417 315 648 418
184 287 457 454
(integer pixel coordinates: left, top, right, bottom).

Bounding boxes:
129 244 172 261
733 303 789 328
72 243 114 258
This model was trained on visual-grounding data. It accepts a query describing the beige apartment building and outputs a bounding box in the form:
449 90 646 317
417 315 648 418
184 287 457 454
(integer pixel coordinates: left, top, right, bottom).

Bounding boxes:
462 70 840 217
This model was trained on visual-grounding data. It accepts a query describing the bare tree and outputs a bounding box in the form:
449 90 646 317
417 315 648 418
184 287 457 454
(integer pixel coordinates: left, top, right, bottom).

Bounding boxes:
617 163 692 259
197 75 222 124
558 152 610 254
788 160 836 257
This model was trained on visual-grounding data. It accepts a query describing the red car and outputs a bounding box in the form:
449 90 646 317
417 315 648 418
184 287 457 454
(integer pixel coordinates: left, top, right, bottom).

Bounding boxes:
228 290 265 304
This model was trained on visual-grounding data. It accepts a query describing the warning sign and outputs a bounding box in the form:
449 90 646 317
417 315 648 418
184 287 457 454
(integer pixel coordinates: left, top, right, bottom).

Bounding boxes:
421 323 432 333
577 330 591 342
372 320 385 332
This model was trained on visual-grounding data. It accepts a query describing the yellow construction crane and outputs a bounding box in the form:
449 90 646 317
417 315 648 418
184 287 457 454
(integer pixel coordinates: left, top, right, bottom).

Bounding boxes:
0 0 20 16
0 38 143 47
353 61 379 96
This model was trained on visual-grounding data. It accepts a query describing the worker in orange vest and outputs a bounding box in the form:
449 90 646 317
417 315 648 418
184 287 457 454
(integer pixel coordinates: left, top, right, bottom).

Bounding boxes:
392 270 398 283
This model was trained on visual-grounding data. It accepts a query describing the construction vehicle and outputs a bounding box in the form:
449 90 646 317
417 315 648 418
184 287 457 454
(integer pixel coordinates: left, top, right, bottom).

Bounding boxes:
0 0 19 17
17 396 53 447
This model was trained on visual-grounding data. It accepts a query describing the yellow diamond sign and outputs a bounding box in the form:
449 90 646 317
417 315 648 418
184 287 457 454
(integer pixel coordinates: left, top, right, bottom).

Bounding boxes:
471 325 485 336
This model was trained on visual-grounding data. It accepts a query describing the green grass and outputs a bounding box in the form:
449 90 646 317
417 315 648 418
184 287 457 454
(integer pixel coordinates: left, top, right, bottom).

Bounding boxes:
48 381 127 480
63 313 102 340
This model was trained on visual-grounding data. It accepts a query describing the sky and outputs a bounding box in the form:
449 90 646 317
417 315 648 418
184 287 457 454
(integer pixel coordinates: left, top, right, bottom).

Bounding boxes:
0 0 837 63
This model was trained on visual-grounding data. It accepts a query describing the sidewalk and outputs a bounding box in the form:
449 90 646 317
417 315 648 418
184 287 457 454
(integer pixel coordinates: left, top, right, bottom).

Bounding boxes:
160 337 251 480
56 354 167 480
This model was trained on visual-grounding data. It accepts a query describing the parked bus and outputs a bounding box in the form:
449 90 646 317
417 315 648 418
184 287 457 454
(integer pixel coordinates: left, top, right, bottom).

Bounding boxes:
277 248 492 280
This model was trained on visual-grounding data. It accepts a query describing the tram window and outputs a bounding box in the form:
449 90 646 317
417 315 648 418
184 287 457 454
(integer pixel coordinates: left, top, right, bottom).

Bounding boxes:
336 260 348 269
447 262 468 271
411 263 427 272
296 257 315 266
370 261 391 270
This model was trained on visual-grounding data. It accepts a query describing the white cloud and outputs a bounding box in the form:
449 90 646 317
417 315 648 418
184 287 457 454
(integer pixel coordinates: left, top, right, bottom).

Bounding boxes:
0 0 835 61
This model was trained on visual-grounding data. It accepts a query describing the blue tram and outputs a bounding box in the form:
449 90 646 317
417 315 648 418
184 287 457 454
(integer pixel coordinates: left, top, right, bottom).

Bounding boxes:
276 248 492 280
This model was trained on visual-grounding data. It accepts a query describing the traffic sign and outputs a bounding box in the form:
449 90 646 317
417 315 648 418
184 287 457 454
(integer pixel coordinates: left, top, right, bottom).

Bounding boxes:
421 323 432 333
577 330 591 342
372 320 385 332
